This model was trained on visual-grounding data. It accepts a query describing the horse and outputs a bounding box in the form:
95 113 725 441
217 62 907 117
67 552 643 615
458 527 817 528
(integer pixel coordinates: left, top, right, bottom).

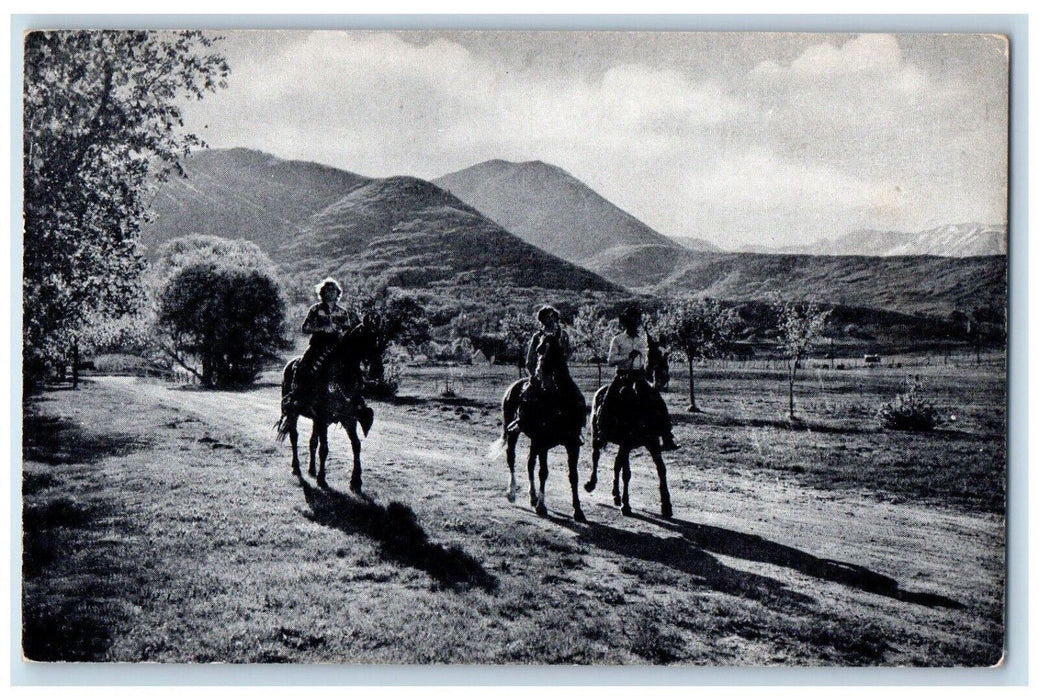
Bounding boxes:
584 357 674 519
490 332 588 522
647 333 670 391
276 317 380 491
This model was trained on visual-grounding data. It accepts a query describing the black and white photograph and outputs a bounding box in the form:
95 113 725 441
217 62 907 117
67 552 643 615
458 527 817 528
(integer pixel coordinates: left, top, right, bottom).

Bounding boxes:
19 26 1010 667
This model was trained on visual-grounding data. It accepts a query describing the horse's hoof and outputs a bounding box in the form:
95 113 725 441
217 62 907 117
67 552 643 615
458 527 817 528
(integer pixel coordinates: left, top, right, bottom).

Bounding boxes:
661 504 673 520
584 480 596 493
505 490 517 503
574 509 587 524
316 476 328 489
621 505 633 517
613 495 622 507
350 480 362 494
530 494 539 508
535 504 548 517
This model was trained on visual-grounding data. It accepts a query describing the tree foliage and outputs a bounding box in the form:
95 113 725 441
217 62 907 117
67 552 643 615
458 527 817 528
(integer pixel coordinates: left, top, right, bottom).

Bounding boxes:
569 304 614 386
770 293 832 420
155 259 287 389
656 297 737 411
497 310 539 373
23 30 228 387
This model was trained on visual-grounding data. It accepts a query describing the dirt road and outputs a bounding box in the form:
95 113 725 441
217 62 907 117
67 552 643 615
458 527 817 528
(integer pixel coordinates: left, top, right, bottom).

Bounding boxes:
24 375 1004 664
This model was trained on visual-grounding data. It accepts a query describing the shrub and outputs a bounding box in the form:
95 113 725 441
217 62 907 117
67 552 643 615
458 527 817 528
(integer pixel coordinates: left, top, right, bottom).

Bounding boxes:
878 377 943 431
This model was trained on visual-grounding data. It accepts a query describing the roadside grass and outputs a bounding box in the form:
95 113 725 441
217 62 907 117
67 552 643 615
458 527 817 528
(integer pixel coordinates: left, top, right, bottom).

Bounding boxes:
19 367 1005 665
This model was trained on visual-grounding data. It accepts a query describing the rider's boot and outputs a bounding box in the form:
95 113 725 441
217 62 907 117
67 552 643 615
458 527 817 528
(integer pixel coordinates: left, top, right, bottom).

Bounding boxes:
661 432 680 451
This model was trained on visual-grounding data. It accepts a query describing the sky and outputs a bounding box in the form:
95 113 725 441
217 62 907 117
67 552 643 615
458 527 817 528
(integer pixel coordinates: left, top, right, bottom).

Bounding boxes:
179 30 1009 250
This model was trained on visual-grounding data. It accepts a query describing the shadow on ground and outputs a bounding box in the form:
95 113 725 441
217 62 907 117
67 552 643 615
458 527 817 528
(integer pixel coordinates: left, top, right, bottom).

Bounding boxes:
547 511 815 613
633 511 964 609
22 412 148 465
671 411 879 435
297 478 497 593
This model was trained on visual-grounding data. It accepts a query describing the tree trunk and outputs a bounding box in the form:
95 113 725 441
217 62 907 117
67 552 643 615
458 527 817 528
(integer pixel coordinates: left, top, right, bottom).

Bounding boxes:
686 355 699 413
71 337 79 390
596 361 602 387
788 365 797 420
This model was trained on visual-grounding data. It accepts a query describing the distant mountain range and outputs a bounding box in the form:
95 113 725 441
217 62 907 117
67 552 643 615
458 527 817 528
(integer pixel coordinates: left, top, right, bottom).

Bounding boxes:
667 236 724 253
433 159 684 270
593 245 1005 316
141 148 618 295
740 223 1006 257
142 148 1006 319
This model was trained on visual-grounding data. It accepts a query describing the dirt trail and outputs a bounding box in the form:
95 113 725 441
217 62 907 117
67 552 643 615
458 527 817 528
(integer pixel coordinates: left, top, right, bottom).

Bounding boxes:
87 375 1003 664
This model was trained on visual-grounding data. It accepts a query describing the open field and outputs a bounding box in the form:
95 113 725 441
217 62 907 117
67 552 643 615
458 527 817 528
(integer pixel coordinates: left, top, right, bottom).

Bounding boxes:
22 360 1005 664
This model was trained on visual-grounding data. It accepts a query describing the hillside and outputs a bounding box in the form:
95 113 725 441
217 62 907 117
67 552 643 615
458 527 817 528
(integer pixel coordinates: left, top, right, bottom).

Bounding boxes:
433 159 682 268
142 149 620 296
592 247 1006 317
277 175 619 293
668 235 724 252
141 148 369 257
740 223 1006 257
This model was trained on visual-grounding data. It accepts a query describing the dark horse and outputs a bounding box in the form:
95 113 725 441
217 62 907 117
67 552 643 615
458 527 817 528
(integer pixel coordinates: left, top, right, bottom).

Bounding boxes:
276 318 380 491
491 333 588 522
584 354 673 519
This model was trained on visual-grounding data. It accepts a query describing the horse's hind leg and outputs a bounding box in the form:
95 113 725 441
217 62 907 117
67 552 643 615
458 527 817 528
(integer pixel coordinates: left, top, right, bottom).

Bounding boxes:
566 442 586 523
505 431 520 502
649 447 673 519
526 446 538 508
535 449 549 517
308 423 320 478
287 415 301 476
346 421 362 493
316 421 329 487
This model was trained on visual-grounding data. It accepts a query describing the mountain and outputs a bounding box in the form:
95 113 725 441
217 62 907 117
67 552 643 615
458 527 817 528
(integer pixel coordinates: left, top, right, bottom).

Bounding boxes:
433 159 683 269
592 247 1006 317
142 148 619 295
141 147 369 257
667 236 724 252
739 223 1006 257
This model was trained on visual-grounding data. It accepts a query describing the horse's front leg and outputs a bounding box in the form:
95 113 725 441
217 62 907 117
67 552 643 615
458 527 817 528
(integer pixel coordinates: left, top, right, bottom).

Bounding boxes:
346 421 362 493
308 422 320 478
649 447 673 519
619 448 633 516
535 449 549 517
525 445 539 508
505 431 520 502
585 435 600 493
316 421 329 487
567 442 586 523
612 449 624 507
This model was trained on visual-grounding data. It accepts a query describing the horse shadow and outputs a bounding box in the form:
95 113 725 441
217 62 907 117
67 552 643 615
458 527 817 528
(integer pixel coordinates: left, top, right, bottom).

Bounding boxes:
296 477 497 593
631 511 964 609
545 512 815 614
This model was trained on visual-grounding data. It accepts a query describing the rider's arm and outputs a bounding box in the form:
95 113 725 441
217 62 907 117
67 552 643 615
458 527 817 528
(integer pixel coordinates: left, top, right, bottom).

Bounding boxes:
301 306 335 336
607 335 626 367
525 334 539 376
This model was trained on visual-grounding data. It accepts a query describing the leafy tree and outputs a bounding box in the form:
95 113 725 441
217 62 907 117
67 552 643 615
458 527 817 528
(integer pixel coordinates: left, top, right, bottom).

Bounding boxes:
498 310 539 376
657 297 737 412
569 304 614 387
771 293 832 421
155 261 287 388
23 30 228 389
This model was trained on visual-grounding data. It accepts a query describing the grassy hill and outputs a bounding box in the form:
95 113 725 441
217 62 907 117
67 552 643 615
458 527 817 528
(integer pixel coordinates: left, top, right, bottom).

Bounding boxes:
592 247 1006 317
433 159 683 268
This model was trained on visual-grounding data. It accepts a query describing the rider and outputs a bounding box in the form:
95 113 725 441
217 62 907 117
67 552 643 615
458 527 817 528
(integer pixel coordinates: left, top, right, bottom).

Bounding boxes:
511 305 586 438
284 278 374 434
601 306 679 451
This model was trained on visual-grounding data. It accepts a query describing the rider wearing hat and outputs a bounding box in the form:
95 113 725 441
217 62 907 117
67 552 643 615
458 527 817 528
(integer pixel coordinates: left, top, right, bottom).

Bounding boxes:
511 305 586 438
602 305 679 451
284 278 373 434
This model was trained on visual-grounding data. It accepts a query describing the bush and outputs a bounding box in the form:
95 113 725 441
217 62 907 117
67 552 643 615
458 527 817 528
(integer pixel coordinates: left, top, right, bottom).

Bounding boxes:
364 358 402 399
878 377 943 431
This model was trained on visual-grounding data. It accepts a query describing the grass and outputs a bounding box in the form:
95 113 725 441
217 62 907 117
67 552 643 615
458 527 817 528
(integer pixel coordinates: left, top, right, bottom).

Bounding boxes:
18 360 1006 665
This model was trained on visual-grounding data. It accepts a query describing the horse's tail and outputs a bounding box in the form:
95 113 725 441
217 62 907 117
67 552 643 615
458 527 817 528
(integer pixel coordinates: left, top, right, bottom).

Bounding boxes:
275 414 290 443
486 435 508 461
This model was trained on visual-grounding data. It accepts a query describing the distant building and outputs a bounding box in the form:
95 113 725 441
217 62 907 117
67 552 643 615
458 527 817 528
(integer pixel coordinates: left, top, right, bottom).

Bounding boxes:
864 354 882 367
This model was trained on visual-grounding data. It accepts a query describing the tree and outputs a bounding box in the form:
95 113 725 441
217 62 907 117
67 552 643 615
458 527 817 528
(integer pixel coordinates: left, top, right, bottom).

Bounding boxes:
771 293 832 421
569 304 614 387
657 297 737 412
156 262 287 388
498 311 539 376
23 30 228 389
